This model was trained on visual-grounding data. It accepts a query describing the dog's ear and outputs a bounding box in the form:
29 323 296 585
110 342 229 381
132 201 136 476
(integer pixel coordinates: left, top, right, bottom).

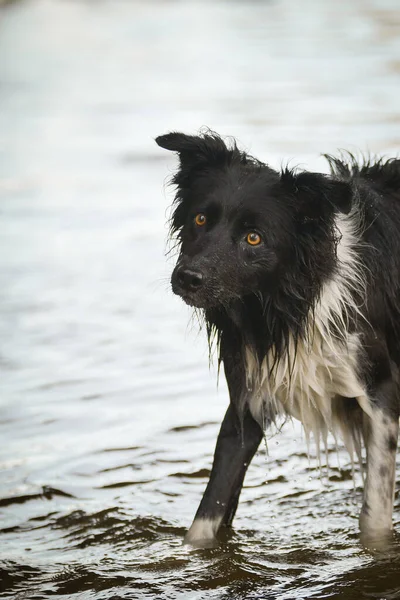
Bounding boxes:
156 132 238 236
155 131 234 171
281 169 352 219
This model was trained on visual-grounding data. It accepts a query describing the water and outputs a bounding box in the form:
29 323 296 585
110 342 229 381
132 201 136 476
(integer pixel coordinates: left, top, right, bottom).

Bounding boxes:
1 0 400 598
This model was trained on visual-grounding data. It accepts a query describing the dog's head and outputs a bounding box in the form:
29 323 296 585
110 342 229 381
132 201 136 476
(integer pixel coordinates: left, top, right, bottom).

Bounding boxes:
156 131 352 310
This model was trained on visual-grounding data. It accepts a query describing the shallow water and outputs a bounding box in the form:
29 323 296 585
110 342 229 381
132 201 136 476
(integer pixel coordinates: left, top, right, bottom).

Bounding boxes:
1 0 400 598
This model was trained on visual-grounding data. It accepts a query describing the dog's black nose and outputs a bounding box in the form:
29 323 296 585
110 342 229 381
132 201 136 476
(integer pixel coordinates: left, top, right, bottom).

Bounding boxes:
176 267 203 292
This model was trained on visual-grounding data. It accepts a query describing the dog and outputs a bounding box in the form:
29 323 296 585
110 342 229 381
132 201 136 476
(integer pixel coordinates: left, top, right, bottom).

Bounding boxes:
156 131 400 546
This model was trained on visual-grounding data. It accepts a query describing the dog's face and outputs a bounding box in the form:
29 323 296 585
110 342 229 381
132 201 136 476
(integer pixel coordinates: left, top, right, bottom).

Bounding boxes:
156 132 352 309
170 168 294 309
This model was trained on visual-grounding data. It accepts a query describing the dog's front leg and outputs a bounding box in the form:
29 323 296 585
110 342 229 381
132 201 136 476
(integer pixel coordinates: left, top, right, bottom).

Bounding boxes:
184 402 263 546
357 380 399 545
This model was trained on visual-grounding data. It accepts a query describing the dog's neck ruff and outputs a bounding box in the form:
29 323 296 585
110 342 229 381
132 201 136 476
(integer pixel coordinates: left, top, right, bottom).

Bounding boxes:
245 211 367 458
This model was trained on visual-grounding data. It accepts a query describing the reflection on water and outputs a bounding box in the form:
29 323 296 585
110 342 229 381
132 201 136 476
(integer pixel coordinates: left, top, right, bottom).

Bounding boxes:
0 0 400 598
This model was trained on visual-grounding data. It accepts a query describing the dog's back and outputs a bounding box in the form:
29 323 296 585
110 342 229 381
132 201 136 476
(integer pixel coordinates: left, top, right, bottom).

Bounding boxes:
327 154 400 199
339 157 400 369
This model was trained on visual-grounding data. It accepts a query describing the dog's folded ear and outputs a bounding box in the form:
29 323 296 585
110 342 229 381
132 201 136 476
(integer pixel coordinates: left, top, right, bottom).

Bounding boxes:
155 131 234 170
281 170 353 218
156 132 239 234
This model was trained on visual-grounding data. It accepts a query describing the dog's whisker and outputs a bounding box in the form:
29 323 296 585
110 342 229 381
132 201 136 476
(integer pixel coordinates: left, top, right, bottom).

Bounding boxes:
149 277 172 292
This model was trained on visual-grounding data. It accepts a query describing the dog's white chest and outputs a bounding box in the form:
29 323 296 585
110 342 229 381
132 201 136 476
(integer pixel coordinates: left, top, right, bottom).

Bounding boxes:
246 326 365 436
246 212 368 440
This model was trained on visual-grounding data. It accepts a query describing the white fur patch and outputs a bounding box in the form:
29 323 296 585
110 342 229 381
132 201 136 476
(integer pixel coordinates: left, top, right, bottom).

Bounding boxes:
246 211 368 458
184 516 223 545
360 411 398 534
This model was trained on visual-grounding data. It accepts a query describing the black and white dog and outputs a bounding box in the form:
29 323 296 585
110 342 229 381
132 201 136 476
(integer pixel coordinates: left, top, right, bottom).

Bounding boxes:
156 131 400 546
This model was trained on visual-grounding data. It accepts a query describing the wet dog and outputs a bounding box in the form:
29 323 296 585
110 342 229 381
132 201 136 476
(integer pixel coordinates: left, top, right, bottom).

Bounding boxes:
156 131 400 546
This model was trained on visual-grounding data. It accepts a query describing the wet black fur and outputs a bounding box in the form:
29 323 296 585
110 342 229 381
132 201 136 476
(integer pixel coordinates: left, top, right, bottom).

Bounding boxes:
156 130 400 541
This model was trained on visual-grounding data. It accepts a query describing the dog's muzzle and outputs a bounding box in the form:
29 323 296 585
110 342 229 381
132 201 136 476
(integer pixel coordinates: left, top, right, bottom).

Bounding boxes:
175 266 203 292
172 264 203 294
171 264 210 307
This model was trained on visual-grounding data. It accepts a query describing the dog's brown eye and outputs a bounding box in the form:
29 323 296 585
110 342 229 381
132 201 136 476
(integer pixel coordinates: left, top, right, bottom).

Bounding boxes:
195 213 207 226
247 232 261 246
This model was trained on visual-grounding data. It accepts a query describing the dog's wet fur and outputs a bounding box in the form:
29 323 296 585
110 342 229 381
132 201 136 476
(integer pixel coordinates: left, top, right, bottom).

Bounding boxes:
156 131 400 546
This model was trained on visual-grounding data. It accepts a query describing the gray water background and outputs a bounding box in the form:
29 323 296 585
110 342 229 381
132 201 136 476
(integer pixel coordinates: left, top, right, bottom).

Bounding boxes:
1 0 400 598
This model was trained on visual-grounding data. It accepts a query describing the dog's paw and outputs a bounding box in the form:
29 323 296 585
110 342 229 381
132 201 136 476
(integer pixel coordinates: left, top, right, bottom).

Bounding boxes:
183 517 222 548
